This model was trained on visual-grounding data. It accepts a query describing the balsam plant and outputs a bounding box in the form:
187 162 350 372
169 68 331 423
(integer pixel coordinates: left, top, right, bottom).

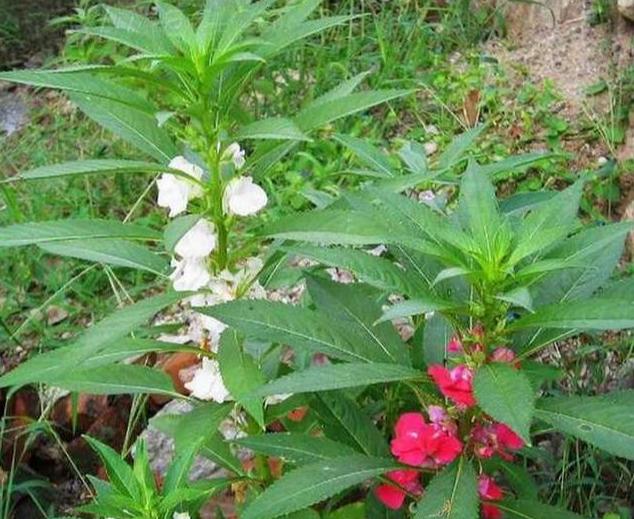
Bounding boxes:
192 163 634 518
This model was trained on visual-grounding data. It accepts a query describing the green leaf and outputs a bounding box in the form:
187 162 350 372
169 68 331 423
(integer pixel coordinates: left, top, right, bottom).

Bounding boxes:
474 363 535 443
168 403 233 454
15 159 166 181
84 436 140 500
201 300 387 363
71 94 177 163
156 1 196 53
295 90 412 131
479 152 556 179
40 239 168 275
398 141 429 175
377 298 458 324
312 392 389 457
218 330 265 427
509 299 634 331
237 118 310 141
0 71 154 113
436 126 484 170
458 161 504 258
423 313 454 365
0 291 185 388
310 71 371 108
413 458 478 519
0 219 159 247
233 433 356 464
241 455 397 519
44 365 175 395
334 134 395 177
263 209 430 252
535 391 634 460
498 500 585 519
284 245 424 296
482 459 538 499
104 5 173 54
507 180 583 265
255 363 423 396
306 276 409 365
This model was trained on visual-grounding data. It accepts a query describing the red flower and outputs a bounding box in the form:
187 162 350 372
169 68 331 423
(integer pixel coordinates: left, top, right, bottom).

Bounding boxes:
428 364 476 407
472 422 524 460
375 469 422 510
482 503 503 519
447 335 463 353
390 412 463 468
479 475 504 519
494 423 524 451
478 475 503 501
490 347 516 363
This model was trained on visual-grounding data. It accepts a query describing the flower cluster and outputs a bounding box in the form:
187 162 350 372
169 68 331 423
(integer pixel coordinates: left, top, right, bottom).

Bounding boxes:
156 145 268 403
376 331 525 516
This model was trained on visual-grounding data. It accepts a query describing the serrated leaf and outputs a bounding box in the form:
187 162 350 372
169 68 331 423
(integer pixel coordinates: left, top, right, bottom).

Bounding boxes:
479 152 556 179
218 330 265 427
334 133 395 177
436 126 484 170
16 159 166 181
241 455 397 519
474 363 535 442
295 90 412 131
0 71 154 113
237 117 310 141
398 141 428 175
312 392 389 457
0 291 184 388
255 363 423 396
535 391 634 460
40 239 168 275
306 276 409 365
509 299 634 331
0 219 159 247
284 245 424 296
233 433 356 464
413 458 478 519
71 94 177 163
200 299 388 363
45 365 176 396
84 436 140 500
377 298 458 324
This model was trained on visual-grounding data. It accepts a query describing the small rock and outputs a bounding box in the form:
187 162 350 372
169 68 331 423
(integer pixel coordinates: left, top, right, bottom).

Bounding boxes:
619 0 634 21
46 305 69 326
598 156 609 166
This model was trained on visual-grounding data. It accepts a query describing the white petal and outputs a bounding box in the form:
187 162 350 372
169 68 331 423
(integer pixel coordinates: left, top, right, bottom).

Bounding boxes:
173 512 191 519
184 358 230 402
157 174 189 217
223 176 267 216
169 257 211 292
226 142 246 169
174 219 217 258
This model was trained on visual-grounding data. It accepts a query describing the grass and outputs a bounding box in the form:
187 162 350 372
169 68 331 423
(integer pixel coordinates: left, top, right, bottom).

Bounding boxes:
0 0 633 517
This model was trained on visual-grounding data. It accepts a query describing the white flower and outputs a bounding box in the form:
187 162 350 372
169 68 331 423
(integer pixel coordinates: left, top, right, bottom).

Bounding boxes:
184 357 230 402
157 156 204 217
173 513 191 519
223 176 268 216
169 257 210 292
226 142 246 169
174 219 217 258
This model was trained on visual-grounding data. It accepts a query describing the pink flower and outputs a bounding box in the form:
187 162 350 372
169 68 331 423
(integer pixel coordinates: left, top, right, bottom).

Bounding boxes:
375 469 422 510
490 347 516 363
471 422 524 460
427 405 458 436
390 413 463 468
479 475 504 519
428 365 476 407
447 335 463 353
